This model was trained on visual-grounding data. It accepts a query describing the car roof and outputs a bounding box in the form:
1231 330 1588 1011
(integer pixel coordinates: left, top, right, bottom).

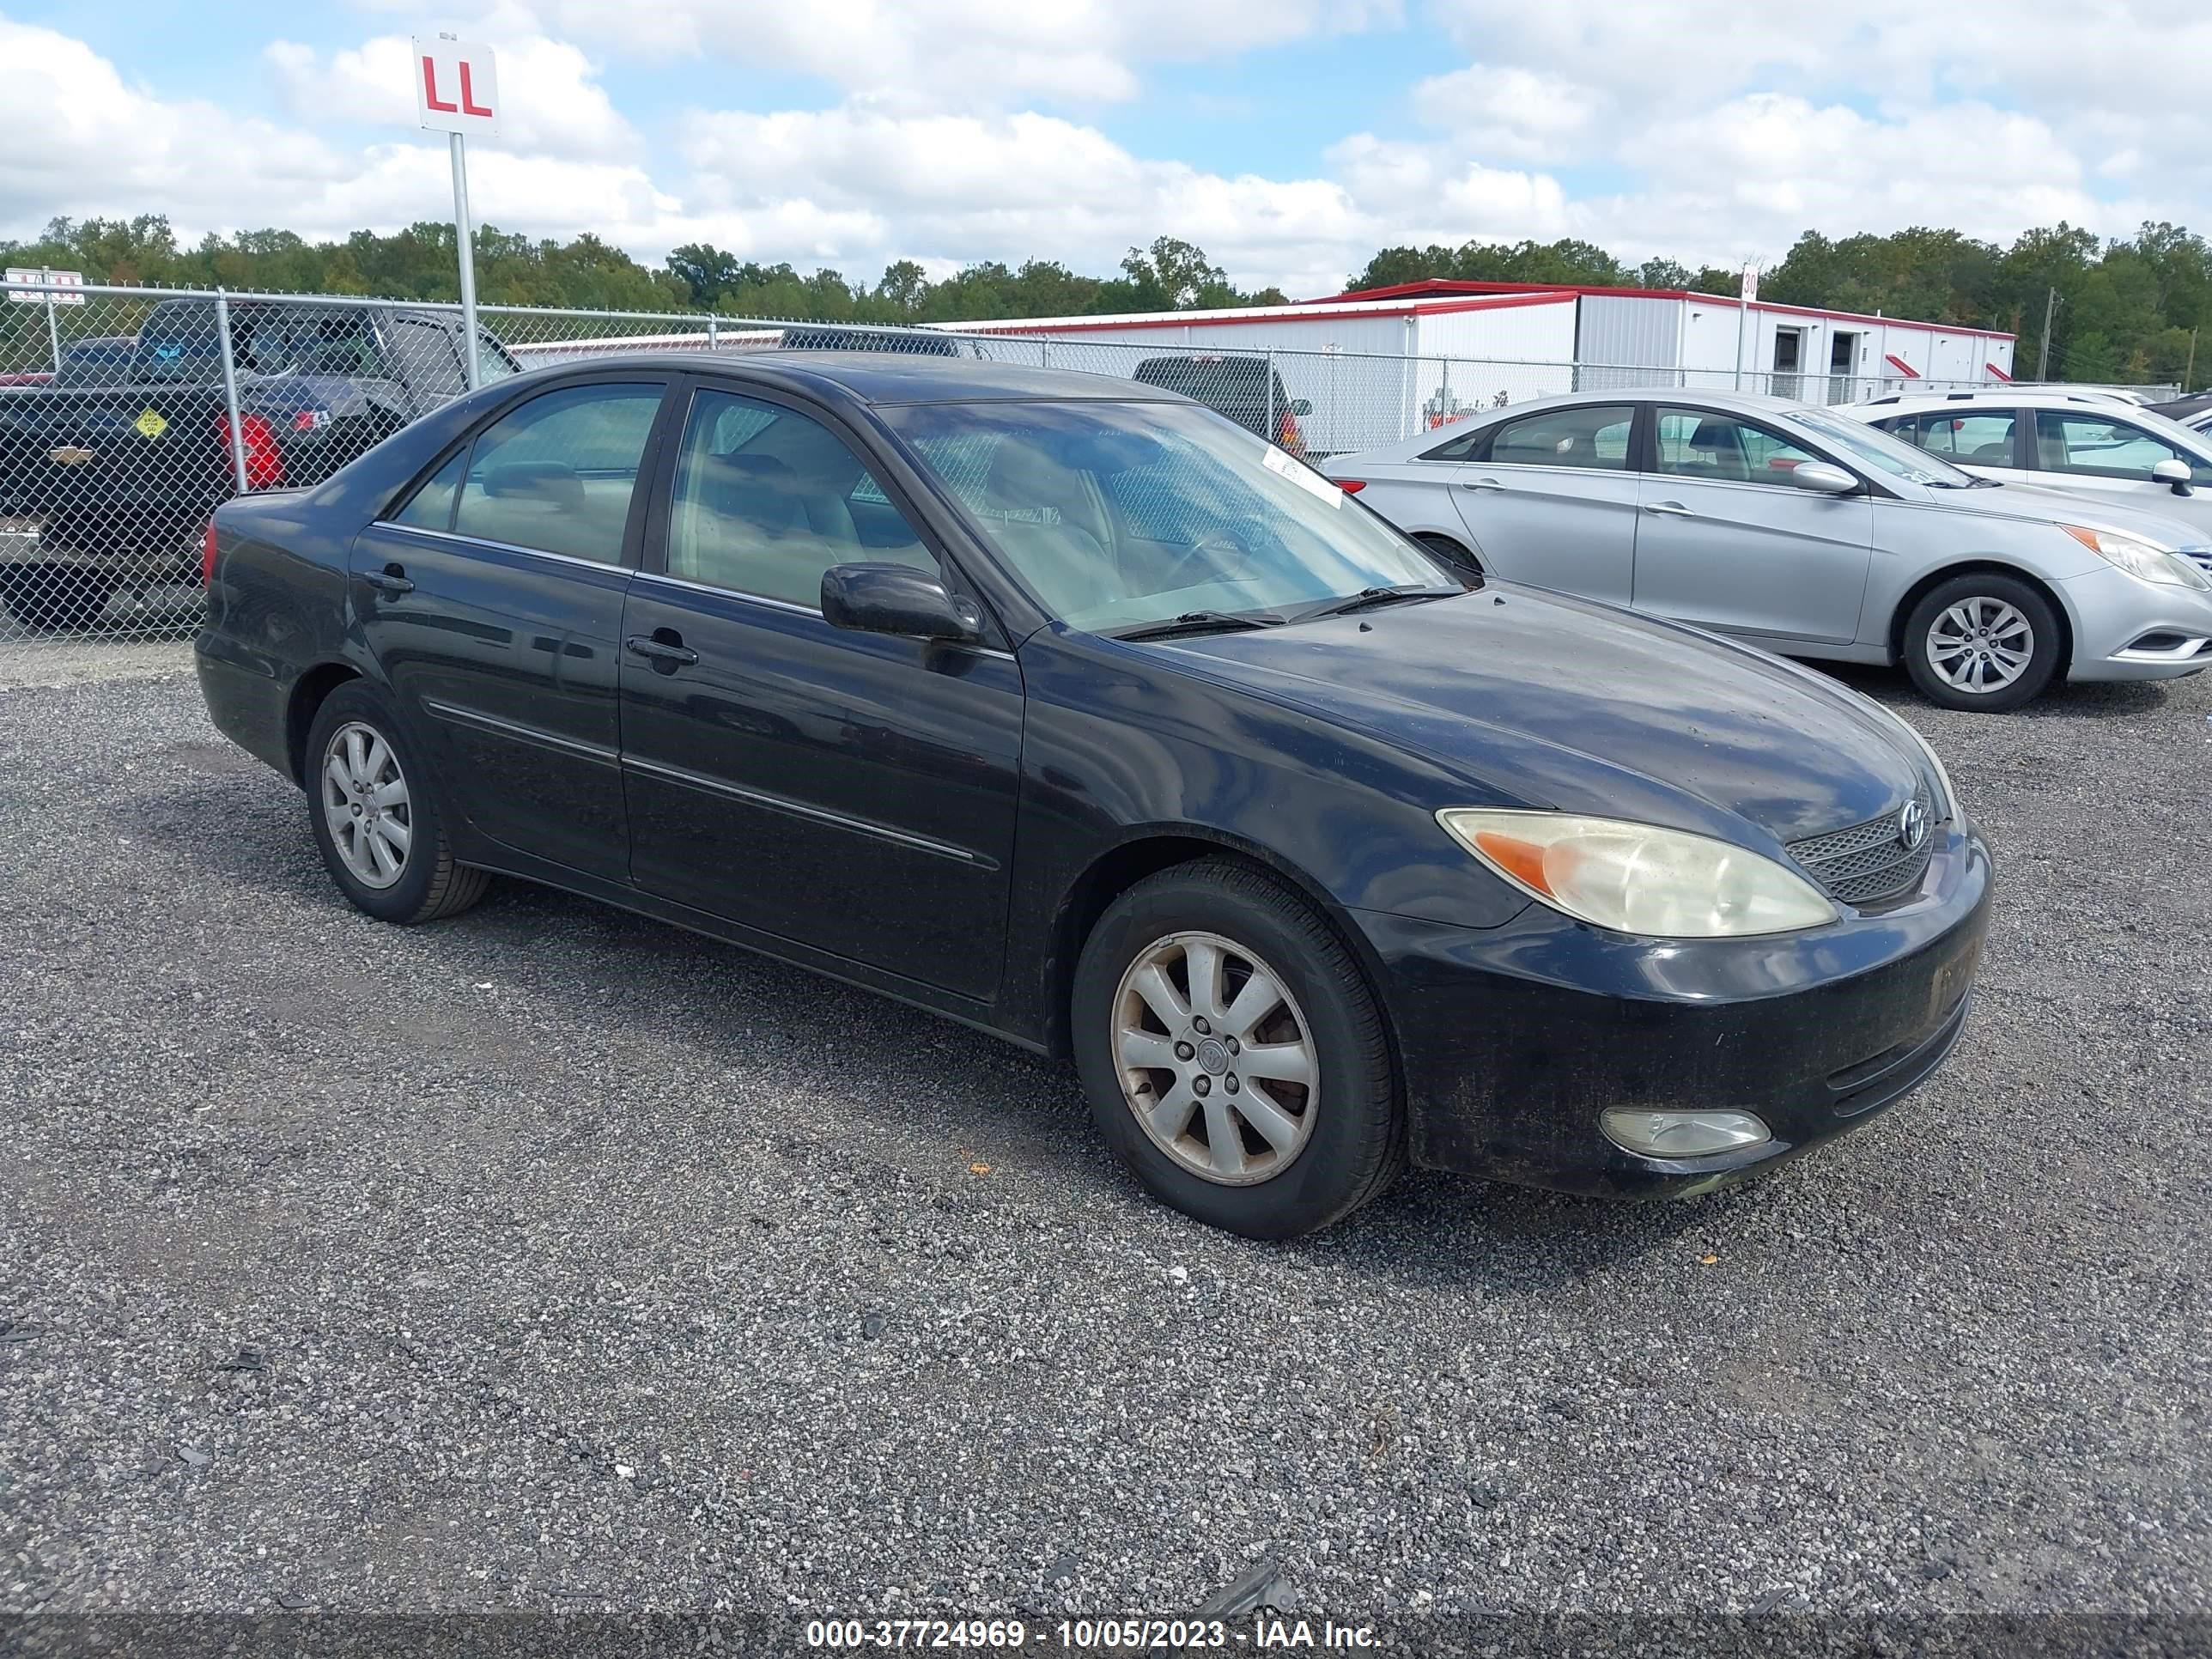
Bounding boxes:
547 349 1195 408
1852 388 2143 410
1505 386 1808 416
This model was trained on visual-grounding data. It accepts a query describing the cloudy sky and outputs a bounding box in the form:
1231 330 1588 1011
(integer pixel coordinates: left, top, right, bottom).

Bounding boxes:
7 1 2209 298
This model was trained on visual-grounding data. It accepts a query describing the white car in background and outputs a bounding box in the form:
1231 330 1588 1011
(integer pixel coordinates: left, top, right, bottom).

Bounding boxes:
1846 389 2212 540
1320 388 2212 711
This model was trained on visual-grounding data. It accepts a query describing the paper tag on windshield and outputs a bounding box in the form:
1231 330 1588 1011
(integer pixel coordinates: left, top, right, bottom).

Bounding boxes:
1262 443 1341 508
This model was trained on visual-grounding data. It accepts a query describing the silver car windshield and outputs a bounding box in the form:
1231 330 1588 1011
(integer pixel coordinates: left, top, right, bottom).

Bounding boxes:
884 399 1452 632
1786 407 1982 489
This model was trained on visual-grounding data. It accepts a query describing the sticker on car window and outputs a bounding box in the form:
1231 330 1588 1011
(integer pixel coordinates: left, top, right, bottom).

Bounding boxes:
1262 443 1340 508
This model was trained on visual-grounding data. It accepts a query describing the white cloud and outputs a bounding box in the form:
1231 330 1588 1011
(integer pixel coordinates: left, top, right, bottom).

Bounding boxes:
532 0 1401 103
1411 65 1600 164
264 33 639 163
0 21 351 233
675 105 1375 295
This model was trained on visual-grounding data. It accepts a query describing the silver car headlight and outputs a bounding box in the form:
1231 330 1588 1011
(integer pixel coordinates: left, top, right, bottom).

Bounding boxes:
2063 524 2212 591
1437 809 1838 938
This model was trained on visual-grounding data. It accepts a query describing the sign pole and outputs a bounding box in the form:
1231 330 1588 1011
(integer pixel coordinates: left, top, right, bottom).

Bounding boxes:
416 33 499 390
1734 261 1760 392
450 131 482 389
43 268 63 373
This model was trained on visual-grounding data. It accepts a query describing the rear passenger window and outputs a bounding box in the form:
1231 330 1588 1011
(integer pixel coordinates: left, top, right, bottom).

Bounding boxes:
392 450 465 530
451 383 662 562
1899 411 2016 463
664 391 935 607
1484 404 1633 470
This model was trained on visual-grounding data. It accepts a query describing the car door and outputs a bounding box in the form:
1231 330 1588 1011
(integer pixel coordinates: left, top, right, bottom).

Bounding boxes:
1446 402 1638 605
2026 409 2212 530
617 380 1023 1001
351 374 672 882
1632 407 1875 645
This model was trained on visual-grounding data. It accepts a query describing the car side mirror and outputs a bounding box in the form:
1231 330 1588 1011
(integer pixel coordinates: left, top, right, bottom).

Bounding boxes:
1289 398 1313 416
1788 460 1859 495
821 562 981 644
2151 457 2193 495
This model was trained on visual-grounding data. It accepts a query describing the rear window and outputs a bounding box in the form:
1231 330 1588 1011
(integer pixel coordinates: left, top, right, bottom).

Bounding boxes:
1133 358 1274 402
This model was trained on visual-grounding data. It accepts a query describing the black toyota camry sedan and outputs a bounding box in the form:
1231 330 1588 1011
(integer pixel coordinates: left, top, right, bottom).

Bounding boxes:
195 354 1991 1237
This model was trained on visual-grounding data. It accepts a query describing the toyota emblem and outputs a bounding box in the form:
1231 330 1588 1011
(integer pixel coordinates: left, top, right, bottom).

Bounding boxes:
1897 799 1929 852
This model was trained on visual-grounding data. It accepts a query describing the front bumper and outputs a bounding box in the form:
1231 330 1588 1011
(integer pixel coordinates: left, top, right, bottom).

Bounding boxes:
2058 562 2212 682
1354 821 1993 1196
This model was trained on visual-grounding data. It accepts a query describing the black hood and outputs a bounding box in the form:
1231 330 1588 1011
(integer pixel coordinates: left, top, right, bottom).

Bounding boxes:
1156 586 1926 849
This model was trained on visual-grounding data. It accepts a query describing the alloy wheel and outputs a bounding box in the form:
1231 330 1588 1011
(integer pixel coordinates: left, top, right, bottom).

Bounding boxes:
320 720 413 890
1111 930 1319 1186
1926 597 2034 694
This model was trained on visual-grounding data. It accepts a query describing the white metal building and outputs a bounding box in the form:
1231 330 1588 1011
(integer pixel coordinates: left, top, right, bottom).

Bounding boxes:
1309 281 2018 402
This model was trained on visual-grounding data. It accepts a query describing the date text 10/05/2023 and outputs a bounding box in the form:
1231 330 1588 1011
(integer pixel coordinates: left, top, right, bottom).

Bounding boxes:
805 1618 1382 1650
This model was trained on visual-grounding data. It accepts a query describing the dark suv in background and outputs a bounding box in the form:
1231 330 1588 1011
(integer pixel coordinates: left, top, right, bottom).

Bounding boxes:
1133 354 1311 456
0 298 520 629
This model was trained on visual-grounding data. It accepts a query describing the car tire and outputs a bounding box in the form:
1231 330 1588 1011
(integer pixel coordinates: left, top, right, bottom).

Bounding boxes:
1415 532 1483 579
303 681 489 925
1072 858 1404 1238
1901 573 2063 712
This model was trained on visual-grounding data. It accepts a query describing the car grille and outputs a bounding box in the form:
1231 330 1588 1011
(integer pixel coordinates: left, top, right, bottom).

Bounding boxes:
1788 786 1937 908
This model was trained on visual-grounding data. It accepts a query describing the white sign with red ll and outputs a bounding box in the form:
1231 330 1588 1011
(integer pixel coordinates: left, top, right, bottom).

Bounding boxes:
413 38 501 136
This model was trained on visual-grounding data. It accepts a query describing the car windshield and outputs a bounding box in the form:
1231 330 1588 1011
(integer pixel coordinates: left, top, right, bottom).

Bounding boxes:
1786 407 1982 488
882 399 1453 632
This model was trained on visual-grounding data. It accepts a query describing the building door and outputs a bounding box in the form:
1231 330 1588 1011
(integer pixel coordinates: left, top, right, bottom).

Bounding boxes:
1772 328 1804 400
1828 331 1859 404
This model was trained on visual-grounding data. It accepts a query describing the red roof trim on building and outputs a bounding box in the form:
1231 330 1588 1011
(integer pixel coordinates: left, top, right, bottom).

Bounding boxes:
1885 353 1921 378
944 290 1578 336
1984 362 2012 381
1313 278 2017 342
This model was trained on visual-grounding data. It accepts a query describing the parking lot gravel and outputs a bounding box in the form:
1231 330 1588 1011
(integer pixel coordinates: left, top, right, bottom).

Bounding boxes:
3 644 2209 1633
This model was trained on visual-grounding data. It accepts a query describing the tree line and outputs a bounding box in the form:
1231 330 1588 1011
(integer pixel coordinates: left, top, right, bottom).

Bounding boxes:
4 213 2205 387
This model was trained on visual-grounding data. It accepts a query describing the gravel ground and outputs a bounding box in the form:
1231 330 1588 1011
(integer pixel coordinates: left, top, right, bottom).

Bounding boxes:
2 647 2209 1637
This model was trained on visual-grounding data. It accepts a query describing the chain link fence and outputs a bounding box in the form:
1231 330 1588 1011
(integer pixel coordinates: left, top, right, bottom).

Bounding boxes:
0 276 2185 641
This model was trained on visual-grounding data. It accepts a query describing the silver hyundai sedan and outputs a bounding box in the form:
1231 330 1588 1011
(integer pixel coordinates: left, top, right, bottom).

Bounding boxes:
1323 388 2212 710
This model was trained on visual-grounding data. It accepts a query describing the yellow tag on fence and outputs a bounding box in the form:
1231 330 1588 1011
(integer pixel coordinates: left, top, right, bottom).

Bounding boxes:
135 408 167 440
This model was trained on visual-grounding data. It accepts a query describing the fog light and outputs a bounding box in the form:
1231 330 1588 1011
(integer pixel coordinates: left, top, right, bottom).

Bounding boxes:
1600 1108 1771 1159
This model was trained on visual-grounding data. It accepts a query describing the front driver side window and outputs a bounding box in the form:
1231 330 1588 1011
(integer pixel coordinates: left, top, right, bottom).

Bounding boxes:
665 391 937 609
2035 411 2212 484
1655 410 1820 483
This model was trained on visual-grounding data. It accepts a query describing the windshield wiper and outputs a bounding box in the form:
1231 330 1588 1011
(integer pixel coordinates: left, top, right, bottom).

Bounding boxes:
1293 584 1461 623
1109 610 1286 641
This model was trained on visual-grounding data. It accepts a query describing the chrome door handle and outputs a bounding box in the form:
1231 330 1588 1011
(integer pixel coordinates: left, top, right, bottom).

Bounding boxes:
1460 477 1505 490
362 564 414 595
1644 501 1693 517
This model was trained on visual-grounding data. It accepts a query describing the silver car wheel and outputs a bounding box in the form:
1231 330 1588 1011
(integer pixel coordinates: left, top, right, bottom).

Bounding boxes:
320 720 413 890
1926 598 2034 694
1112 930 1318 1187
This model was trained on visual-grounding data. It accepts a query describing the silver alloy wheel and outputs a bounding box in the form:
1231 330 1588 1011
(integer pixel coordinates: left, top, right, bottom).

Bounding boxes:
1926 597 2034 694
1112 930 1319 1187
320 720 413 890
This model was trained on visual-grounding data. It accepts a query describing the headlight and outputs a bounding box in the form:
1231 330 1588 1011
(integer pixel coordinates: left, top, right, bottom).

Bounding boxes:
2063 524 2212 591
1437 809 1838 938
